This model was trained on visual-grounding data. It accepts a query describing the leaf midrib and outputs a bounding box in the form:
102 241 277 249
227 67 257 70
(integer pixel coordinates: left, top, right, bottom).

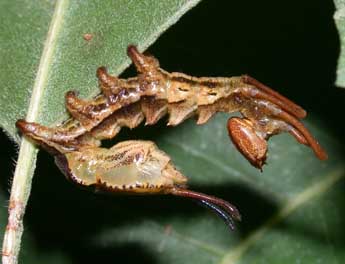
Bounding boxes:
2 0 69 261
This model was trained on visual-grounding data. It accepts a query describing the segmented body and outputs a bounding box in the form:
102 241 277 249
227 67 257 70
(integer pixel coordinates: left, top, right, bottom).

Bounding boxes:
22 73 249 152
15 45 327 231
68 74 246 148
17 46 326 164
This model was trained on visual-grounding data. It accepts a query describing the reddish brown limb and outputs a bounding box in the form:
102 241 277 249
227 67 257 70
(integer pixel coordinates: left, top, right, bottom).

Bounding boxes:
240 85 305 121
242 75 307 119
287 127 309 145
169 187 241 224
273 110 328 160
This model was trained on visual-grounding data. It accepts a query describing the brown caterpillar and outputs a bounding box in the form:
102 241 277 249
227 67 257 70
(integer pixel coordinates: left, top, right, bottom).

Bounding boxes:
16 45 327 229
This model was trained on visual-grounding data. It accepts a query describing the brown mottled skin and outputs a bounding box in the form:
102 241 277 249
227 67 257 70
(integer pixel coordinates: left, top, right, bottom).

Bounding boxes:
15 45 328 230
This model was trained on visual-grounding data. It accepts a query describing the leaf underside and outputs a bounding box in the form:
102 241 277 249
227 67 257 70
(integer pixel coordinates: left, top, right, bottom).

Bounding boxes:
1 1 345 264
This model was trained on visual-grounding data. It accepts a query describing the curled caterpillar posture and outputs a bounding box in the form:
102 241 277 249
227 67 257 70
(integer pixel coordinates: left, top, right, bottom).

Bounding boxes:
16 45 327 229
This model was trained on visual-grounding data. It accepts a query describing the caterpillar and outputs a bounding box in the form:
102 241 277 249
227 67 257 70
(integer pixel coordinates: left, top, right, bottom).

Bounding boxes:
16 45 327 229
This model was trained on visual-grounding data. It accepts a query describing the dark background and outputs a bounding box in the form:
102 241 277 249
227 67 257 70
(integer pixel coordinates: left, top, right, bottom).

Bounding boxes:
1 0 344 263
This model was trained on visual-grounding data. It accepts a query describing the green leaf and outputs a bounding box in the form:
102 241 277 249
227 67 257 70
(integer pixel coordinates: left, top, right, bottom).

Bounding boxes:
1 1 344 264
334 0 345 87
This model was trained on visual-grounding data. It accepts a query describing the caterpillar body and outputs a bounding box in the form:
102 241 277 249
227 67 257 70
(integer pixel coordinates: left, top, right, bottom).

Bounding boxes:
16 45 327 230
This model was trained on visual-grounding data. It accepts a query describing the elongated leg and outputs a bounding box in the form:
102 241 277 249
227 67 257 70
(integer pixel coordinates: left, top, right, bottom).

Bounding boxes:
241 75 306 118
169 187 241 230
239 84 305 120
272 110 327 160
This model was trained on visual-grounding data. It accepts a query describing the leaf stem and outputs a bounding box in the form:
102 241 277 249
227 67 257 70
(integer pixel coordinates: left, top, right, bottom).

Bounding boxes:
1 0 68 263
